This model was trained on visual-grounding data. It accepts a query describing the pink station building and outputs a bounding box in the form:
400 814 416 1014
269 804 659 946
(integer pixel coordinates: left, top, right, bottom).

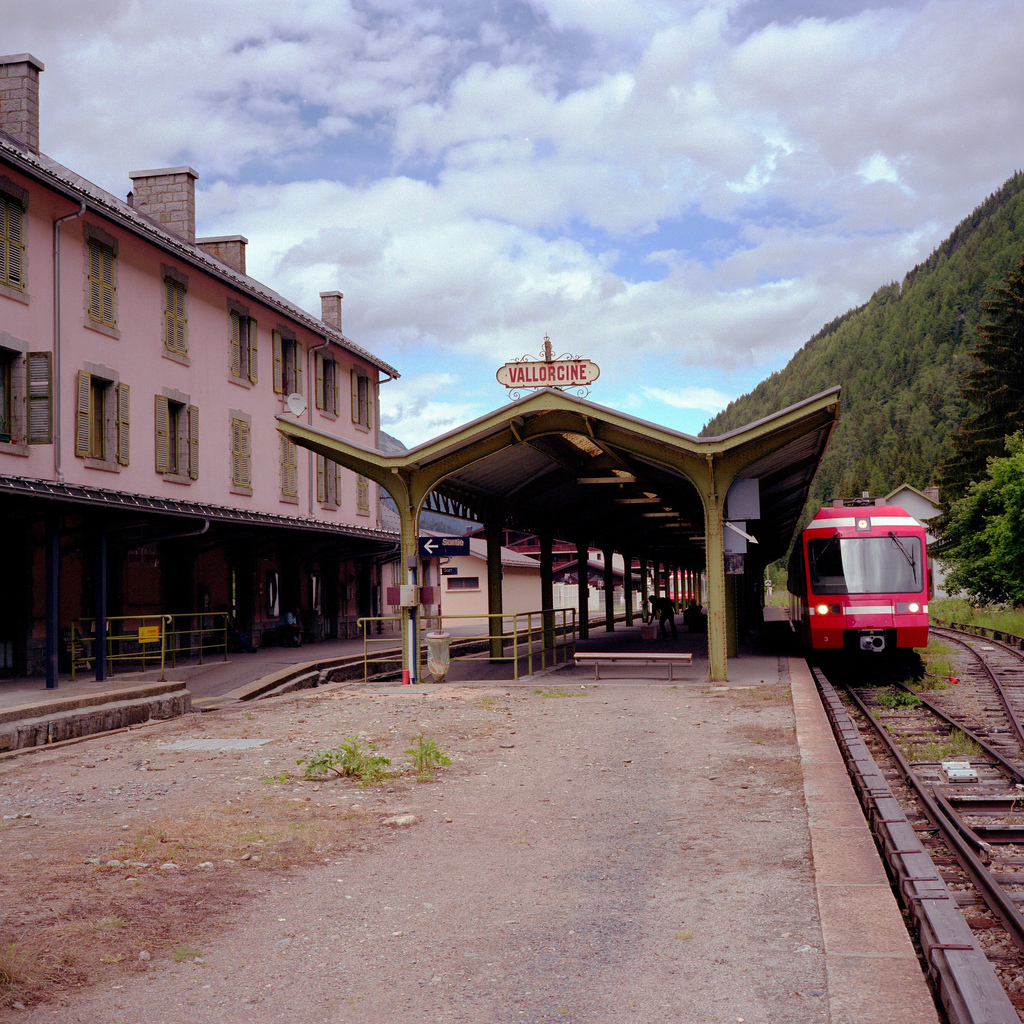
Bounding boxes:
0 54 401 682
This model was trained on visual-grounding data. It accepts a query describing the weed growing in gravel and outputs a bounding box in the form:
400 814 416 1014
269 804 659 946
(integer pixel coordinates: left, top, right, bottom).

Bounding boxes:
912 729 982 762
533 687 581 698
405 735 452 777
918 637 956 688
876 688 922 710
172 944 201 963
297 736 393 786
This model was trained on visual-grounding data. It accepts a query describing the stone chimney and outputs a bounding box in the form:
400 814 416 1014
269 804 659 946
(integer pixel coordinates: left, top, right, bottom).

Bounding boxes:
197 235 248 275
0 54 44 152
128 167 198 243
320 290 343 332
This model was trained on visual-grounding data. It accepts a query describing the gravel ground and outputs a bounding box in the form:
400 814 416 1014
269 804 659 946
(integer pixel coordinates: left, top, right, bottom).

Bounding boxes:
1 670 828 1024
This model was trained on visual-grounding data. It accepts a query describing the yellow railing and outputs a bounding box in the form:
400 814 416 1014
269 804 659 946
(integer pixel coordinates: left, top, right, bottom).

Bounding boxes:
70 612 229 681
357 607 577 683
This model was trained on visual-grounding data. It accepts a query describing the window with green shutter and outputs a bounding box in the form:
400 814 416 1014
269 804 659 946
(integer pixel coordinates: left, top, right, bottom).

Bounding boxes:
230 413 252 494
281 436 298 500
164 277 187 357
0 192 24 291
75 368 125 467
230 307 258 384
272 331 301 396
88 240 116 328
155 392 197 480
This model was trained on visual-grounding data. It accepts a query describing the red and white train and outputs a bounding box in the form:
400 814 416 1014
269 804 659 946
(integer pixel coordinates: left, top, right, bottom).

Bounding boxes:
788 503 931 654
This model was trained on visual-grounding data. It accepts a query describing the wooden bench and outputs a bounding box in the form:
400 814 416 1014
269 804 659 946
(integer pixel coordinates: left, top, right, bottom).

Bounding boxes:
573 651 693 681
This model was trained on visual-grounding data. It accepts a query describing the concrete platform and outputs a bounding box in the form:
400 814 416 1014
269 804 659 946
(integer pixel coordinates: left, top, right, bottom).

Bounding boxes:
0 615 944 1021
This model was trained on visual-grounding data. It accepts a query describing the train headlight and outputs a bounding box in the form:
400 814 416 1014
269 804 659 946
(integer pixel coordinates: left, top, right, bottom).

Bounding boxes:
908 602 920 613
896 602 923 614
816 604 830 615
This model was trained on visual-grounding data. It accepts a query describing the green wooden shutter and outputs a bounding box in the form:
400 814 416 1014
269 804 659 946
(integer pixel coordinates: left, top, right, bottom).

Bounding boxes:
272 332 283 393
247 318 258 383
239 421 251 486
315 352 324 410
188 405 199 480
231 419 241 484
116 383 130 465
332 362 341 416
229 311 241 377
316 454 326 502
351 369 359 422
154 395 169 472
294 343 303 396
75 371 92 457
27 352 52 444
2 195 24 288
334 461 343 504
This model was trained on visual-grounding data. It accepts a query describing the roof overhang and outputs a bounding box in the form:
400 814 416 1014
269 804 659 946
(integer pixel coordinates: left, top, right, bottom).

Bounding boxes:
278 386 840 565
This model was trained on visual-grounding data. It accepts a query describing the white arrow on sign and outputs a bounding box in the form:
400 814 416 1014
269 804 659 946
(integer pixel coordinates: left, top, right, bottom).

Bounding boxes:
421 539 439 555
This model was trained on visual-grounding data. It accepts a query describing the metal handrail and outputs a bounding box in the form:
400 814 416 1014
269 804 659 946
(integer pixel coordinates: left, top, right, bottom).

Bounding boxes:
358 607 578 683
70 611 228 681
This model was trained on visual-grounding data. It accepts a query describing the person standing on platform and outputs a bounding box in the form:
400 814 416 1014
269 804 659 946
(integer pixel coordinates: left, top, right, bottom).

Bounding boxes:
648 595 678 639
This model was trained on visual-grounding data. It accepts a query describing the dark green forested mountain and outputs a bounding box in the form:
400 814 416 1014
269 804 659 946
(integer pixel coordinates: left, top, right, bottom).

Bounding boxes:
701 171 1024 514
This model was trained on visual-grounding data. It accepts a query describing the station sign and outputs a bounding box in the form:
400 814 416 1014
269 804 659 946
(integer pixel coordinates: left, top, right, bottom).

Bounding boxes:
496 358 600 389
441 567 459 576
419 536 470 557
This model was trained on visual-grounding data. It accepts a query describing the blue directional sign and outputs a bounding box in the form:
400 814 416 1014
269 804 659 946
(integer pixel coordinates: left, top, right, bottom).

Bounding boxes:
419 536 471 557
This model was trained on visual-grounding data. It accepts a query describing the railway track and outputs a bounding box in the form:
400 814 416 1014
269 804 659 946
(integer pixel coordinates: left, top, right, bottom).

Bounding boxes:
814 626 1024 1023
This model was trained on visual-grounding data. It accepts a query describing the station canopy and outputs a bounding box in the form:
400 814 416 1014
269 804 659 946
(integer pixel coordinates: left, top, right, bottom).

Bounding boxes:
277 385 841 567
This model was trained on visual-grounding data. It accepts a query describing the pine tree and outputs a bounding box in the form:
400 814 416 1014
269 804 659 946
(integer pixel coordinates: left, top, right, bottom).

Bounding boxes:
940 252 1024 501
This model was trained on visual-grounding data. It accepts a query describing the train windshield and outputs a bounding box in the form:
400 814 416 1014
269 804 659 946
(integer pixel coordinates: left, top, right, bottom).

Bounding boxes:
807 533 923 595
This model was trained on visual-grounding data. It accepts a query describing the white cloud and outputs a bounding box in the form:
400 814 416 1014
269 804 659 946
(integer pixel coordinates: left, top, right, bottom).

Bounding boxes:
9 0 1024 446
640 385 734 414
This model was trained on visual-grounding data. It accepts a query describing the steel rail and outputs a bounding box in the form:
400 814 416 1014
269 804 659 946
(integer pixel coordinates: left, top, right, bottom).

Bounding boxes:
931 624 1024 756
811 667 1019 1024
843 680 1024 953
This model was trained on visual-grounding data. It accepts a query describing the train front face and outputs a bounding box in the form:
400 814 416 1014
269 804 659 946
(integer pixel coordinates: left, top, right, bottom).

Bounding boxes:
801 506 929 653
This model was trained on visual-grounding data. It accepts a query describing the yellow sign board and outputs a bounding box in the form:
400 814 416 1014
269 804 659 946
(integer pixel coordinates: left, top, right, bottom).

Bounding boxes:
138 625 160 644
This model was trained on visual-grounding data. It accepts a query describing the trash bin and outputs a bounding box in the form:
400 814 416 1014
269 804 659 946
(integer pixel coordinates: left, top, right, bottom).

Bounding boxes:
426 631 452 683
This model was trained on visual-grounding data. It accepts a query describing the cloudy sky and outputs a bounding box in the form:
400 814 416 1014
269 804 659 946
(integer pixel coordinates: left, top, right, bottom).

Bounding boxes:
7 0 1024 444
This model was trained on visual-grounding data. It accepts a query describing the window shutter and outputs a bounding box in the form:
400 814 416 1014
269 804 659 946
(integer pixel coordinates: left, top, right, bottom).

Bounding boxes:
231 420 241 484
154 395 169 472
239 421 251 486
316 454 326 503
351 369 359 422
294 344 303 396
116 383 130 465
248 318 258 383
315 352 324 410
188 405 199 480
332 362 341 416
229 311 241 377
272 331 283 393
75 371 92 457
335 461 343 504
366 379 373 429
280 436 297 497
3 196 23 287
100 248 115 326
27 352 52 444
88 245 102 322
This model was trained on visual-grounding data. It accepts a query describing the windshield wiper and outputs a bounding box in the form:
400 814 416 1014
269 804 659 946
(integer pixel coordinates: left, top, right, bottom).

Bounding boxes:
809 530 841 577
888 531 919 580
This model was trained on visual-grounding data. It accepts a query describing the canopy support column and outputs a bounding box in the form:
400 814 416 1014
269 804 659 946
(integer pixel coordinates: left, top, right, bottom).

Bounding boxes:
623 549 634 626
603 545 615 632
539 532 554 652
485 518 504 661
576 537 589 640
704 485 728 681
